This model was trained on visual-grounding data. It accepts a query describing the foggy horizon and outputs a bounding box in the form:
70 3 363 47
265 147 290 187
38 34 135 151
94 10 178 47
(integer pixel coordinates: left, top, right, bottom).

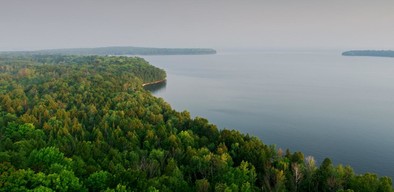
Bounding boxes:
1 0 393 51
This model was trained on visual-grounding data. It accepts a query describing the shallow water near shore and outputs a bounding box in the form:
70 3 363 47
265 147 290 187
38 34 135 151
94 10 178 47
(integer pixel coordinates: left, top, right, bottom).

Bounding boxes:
142 51 394 179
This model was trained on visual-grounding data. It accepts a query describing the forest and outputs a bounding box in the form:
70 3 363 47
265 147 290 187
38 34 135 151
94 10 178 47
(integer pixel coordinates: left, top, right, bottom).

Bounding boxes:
1 46 217 56
0 55 392 192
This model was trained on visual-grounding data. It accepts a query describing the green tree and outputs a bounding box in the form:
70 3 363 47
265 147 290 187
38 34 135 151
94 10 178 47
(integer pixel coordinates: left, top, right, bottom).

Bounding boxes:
86 170 111 191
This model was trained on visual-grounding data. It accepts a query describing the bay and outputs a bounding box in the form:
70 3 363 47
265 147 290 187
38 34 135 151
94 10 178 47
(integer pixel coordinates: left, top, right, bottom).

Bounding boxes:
142 50 394 179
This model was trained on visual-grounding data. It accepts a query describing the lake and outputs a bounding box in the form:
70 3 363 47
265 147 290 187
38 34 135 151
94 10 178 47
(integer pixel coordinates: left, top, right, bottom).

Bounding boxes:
142 50 394 179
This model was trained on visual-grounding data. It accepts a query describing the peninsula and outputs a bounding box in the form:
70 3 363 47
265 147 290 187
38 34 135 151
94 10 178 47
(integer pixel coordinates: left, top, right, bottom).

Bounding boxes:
342 50 394 58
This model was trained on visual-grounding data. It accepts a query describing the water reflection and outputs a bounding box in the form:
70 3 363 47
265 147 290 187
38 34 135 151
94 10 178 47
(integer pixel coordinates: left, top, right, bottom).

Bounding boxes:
144 80 167 94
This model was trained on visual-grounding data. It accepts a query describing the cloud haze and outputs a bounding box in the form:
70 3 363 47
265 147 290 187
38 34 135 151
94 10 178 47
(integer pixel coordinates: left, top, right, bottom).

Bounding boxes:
1 0 393 51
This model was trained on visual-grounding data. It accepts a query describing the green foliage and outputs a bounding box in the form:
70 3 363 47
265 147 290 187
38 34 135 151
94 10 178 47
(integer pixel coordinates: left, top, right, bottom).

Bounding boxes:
28 147 68 172
86 170 111 191
46 169 84 192
0 55 392 191
5 123 35 140
349 173 393 192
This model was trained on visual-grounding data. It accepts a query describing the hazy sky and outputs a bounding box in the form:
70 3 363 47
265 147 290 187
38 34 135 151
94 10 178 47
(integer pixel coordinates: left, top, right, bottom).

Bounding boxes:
1 0 393 51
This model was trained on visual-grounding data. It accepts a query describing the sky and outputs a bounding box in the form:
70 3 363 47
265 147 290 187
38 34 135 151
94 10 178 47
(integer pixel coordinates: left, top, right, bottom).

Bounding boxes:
1 0 393 51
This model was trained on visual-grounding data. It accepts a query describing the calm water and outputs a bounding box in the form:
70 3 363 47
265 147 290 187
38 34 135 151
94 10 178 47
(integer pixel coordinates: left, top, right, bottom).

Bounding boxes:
142 51 394 179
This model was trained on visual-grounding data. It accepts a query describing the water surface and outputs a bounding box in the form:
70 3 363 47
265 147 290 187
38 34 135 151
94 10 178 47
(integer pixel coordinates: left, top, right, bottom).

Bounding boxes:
143 51 394 178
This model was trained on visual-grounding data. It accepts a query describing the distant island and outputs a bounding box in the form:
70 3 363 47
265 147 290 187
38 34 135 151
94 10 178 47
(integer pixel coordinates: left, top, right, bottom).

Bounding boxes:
342 50 394 58
1 46 217 56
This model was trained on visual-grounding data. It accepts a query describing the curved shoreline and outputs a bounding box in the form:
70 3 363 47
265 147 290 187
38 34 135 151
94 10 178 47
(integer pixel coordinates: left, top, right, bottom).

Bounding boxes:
142 79 166 87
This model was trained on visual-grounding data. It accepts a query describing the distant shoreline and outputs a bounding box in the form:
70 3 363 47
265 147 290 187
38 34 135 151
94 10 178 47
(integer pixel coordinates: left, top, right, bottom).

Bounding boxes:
342 50 394 58
142 79 166 87
0 46 217 56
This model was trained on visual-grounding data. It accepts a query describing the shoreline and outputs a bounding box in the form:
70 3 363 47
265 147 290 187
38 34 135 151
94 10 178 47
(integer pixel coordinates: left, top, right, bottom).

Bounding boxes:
342 50 394 58
142 79 166 87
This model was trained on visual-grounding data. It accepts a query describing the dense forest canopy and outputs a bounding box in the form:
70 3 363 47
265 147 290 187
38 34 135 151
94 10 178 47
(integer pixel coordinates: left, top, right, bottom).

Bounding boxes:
342 50 394 57
1 46 217 56
0 55 392 191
